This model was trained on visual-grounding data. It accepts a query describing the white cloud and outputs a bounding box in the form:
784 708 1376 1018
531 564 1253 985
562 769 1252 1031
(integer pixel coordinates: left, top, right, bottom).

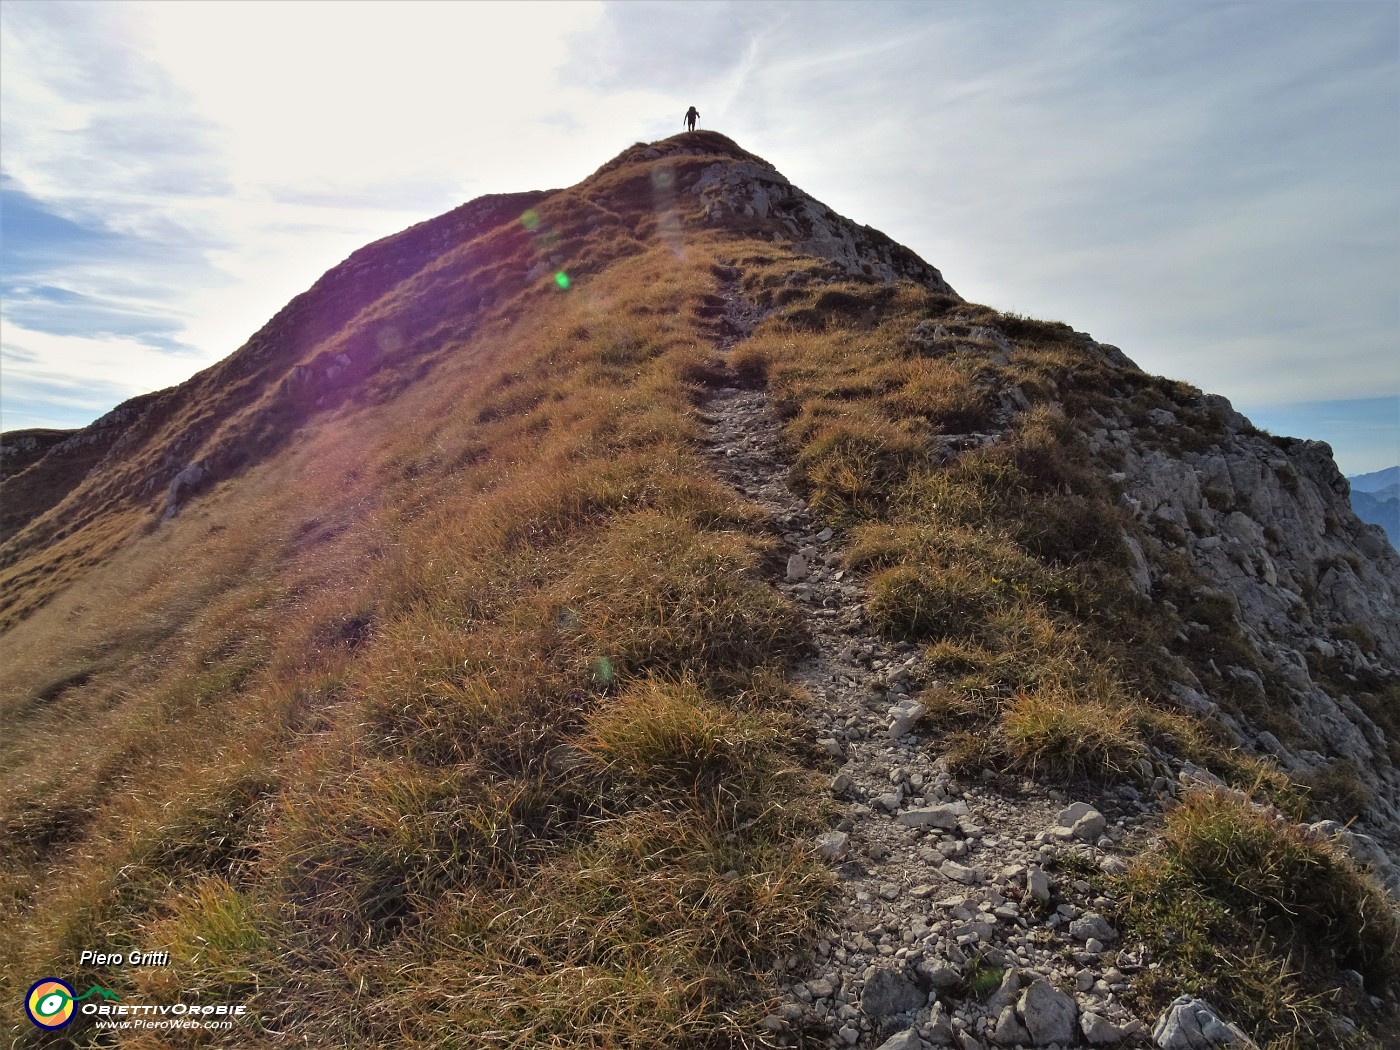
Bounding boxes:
1 0 1395 470
133 1 609 193
1 0 640 429
0 323 205 427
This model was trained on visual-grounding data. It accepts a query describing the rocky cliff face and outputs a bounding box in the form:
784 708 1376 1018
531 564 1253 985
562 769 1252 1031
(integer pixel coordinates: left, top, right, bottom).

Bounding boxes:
1077 368 1400 848
868 299 1400 860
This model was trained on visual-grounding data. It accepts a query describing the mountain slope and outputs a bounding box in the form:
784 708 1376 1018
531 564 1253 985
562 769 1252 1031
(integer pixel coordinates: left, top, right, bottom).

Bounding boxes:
2 132 1396 1049
1350 466 1400 493
1352 489 1398 545
1349 471 1400 547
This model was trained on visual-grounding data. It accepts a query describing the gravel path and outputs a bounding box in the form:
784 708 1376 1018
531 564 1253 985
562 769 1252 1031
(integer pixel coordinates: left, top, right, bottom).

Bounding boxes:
699 267 1157 1050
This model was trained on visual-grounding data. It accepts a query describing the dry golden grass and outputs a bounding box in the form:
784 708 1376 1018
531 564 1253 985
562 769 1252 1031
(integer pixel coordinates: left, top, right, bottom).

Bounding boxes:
1121 789 1400 1048
2 132 1393 1047
1 152 838 1044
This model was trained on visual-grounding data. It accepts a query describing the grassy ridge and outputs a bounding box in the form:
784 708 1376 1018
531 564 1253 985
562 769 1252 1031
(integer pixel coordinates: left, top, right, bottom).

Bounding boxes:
2 203 834 1045
2 134 1395 1047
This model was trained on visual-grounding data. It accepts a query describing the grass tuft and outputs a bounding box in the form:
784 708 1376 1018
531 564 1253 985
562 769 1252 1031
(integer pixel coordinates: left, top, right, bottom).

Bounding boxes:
1121 789 1400 1046
583 676 796 822
1001 688 1148 781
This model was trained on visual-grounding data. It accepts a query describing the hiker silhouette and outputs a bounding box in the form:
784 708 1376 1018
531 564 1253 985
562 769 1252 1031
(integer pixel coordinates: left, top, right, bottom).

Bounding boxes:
684 106 700 132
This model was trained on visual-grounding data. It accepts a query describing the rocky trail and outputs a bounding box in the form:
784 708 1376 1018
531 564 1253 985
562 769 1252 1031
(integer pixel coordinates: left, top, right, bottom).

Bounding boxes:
696 270 1255 1050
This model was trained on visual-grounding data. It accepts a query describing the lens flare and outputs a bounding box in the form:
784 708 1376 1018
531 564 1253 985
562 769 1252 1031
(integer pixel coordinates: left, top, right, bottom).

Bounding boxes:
375 326 404 354
591 656 614 683
554 272 571 290
520 209 541 231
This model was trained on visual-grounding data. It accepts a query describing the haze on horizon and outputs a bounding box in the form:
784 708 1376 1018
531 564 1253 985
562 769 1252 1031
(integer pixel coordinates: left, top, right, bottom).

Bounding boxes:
2 0 1396 473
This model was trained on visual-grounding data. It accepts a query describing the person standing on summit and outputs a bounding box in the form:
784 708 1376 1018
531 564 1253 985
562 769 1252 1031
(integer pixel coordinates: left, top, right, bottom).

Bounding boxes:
684 105 700 131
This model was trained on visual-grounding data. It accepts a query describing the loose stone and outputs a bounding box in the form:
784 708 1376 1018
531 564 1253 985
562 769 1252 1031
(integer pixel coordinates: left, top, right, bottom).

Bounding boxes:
1153 995 1259 1049
1081 1010 1125 1045
815 831 850 862
1054 802 1107 841
991 1005 1030 1046
1069 913 1119 943
898 805 963 830
862 968 925 1018
875 1030 921 1050
1027 868 1051 902
1019 978 1079 1047
941 860 982 885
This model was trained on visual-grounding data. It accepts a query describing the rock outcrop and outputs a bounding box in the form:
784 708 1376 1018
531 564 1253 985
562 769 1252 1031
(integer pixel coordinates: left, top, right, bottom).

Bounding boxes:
1079 382 1400 846
1152 996 1258 1049
0 428 72 479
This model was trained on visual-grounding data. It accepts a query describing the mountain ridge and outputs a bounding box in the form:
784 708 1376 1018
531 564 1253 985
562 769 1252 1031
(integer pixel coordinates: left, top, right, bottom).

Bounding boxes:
1348 468 1400 546
2 131 1396 1049
1349 466 1400 493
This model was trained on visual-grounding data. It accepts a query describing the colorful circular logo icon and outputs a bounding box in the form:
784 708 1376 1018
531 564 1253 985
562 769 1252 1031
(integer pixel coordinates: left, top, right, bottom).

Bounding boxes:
25 978 76 1029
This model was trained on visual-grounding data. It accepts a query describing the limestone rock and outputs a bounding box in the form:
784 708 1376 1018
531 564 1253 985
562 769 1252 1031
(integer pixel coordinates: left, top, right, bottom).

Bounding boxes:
940 860 981 884
925 1002 956 1045
1081 1010 1125 1045
1106 395 1400 842
814 831 850 862
985 967 1022 1015
1068 913 1118 943
1027 868 1051 902
1019 978 1079 1047
876 1030 922 1050
898 805 962 830
924 963 963 991
888 702 927 739
690 159 956 292
163 461 207 518
1152 996 1258 1049
991 1004 1031 1046
862 968 925 1018
1054 802 1106 841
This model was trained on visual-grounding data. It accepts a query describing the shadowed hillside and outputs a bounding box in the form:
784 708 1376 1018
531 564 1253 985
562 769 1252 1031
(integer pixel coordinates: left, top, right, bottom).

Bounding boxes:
2 132 1396 1049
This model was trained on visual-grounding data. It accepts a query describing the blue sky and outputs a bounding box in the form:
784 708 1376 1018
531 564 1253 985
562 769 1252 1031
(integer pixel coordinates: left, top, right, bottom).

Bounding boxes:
2 0 1396 473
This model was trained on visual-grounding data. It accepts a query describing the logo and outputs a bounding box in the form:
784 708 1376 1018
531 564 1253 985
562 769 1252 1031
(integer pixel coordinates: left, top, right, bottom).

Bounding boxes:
24 979 121 1029
26 979 75 1029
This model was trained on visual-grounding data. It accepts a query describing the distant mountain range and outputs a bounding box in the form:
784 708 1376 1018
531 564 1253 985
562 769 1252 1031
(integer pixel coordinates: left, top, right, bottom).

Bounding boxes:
1349 466 1399 545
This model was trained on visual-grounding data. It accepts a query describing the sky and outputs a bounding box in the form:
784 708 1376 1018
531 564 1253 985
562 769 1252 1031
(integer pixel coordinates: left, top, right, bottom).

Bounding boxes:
2 0 1397 474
